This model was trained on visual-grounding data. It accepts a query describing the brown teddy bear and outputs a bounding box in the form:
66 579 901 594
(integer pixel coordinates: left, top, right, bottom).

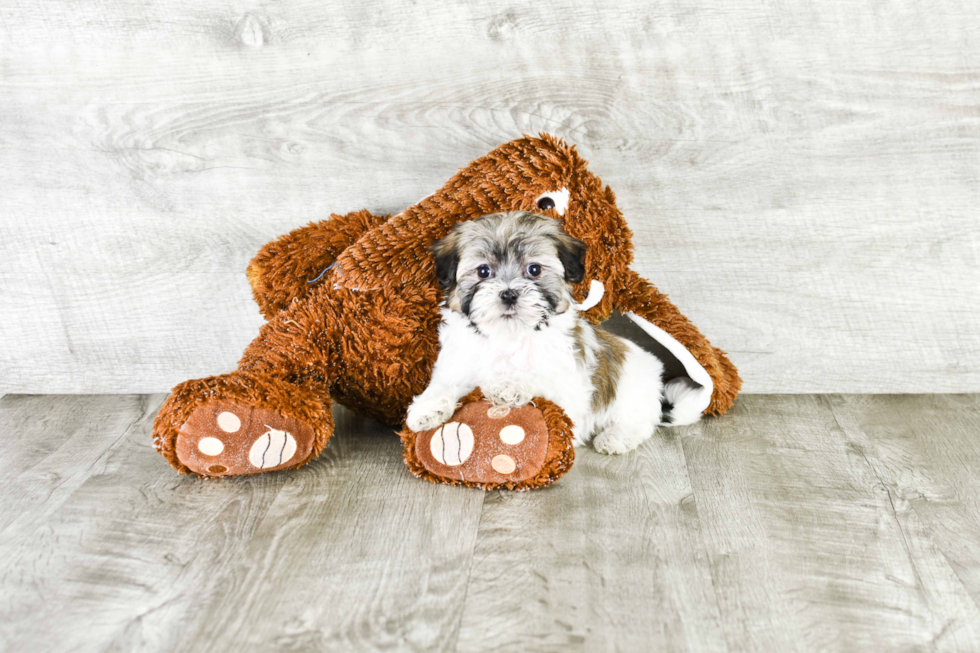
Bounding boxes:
152 134 741 490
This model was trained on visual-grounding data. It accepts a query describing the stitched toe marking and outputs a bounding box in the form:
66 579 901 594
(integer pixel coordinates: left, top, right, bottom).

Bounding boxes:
430 422 474 466
249 429 298 469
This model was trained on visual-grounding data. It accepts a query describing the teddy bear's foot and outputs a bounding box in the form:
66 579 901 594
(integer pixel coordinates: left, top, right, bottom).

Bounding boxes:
175 400 317 477
399 391 575 491
153 372 333 477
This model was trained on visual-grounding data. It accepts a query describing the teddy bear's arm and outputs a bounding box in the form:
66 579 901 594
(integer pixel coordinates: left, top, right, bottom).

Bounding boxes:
611 269 742 416
246 209 390 319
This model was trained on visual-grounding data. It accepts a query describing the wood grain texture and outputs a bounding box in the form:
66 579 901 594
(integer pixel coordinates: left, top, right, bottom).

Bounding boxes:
828 395 980 611
0 397 485 652
3 393 980 652
1 1 979 393
684 395 980 652
176 407 485 653
454 429 727 652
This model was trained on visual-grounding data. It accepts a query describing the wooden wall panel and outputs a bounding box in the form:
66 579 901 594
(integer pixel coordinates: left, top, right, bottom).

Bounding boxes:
1 0 978 393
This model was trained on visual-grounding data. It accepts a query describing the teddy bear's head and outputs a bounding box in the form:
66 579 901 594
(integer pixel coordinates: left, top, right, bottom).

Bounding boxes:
478 134 635 318
333 134 635 320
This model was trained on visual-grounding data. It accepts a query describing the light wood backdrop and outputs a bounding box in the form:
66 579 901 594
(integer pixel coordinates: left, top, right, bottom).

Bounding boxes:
1 0 978 394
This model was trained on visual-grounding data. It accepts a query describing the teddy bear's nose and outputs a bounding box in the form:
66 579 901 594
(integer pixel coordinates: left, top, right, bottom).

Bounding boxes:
499 289 519 306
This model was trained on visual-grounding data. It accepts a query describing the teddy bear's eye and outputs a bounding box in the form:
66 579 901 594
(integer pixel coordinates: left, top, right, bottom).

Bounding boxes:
477 264 493 279
534 188 570 217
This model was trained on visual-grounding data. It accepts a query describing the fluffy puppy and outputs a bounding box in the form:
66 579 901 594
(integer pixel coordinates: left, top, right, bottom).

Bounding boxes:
406 211 696 454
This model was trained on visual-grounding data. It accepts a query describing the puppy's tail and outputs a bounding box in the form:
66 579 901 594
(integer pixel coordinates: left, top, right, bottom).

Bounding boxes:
660 378 704 427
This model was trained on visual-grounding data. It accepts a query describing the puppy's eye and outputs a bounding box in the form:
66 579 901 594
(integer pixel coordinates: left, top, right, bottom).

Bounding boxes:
534 188 570 216
477 264 493 279
526 263 542 278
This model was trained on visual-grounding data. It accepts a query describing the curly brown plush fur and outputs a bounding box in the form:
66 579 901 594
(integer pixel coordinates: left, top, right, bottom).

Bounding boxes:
152 134 740 486
247 209 391 319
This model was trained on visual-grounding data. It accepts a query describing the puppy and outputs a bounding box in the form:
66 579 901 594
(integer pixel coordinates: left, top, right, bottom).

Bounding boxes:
406 211 696 454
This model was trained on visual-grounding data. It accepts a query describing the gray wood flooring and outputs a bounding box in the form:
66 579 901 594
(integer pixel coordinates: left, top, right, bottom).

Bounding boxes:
1 394 979 652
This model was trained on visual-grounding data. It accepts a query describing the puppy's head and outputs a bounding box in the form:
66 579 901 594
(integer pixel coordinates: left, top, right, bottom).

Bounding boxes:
431 211 587 337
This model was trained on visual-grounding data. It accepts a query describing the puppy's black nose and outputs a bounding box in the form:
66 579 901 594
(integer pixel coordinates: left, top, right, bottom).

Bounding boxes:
499 289 519 306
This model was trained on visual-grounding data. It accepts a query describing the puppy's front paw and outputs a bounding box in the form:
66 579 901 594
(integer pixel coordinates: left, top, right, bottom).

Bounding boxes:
593 427 642 455
485 381 532 408
406 394 458 432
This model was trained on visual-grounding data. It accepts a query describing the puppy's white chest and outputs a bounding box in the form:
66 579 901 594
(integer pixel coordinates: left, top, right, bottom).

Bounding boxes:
491 340 549 373
438 310 585 395
482 331 580 389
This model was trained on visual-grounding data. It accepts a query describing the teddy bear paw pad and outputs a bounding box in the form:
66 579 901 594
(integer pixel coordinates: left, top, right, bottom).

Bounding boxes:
415 401 549 484
175 400 315 476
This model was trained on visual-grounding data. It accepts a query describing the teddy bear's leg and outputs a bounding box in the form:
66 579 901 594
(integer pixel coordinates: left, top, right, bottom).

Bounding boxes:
153 295 340 477
247 209 390 319
399 390 576 490
610 269 742 417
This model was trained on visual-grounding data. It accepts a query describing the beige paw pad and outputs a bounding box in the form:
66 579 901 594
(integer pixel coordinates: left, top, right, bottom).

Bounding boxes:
499 424 525 445
430 422 474 466
487 405 511 419
197 437 225 456
491 454 516 474
217 411 241 433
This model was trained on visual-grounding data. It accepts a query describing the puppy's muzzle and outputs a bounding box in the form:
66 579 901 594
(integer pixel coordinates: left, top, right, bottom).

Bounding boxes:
499 289 519 306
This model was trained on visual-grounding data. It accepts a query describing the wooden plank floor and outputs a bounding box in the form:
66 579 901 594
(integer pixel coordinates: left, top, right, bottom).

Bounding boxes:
1 394 979 652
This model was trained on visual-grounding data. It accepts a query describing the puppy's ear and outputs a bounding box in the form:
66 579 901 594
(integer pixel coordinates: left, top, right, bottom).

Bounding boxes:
553 233 588 284
430 231 461 292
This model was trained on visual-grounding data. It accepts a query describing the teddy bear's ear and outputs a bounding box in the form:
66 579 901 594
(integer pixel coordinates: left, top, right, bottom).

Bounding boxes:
553 233 587 284
430 232 461 292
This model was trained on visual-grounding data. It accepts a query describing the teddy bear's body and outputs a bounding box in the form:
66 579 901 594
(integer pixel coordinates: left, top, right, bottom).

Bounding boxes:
153 135 741 489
